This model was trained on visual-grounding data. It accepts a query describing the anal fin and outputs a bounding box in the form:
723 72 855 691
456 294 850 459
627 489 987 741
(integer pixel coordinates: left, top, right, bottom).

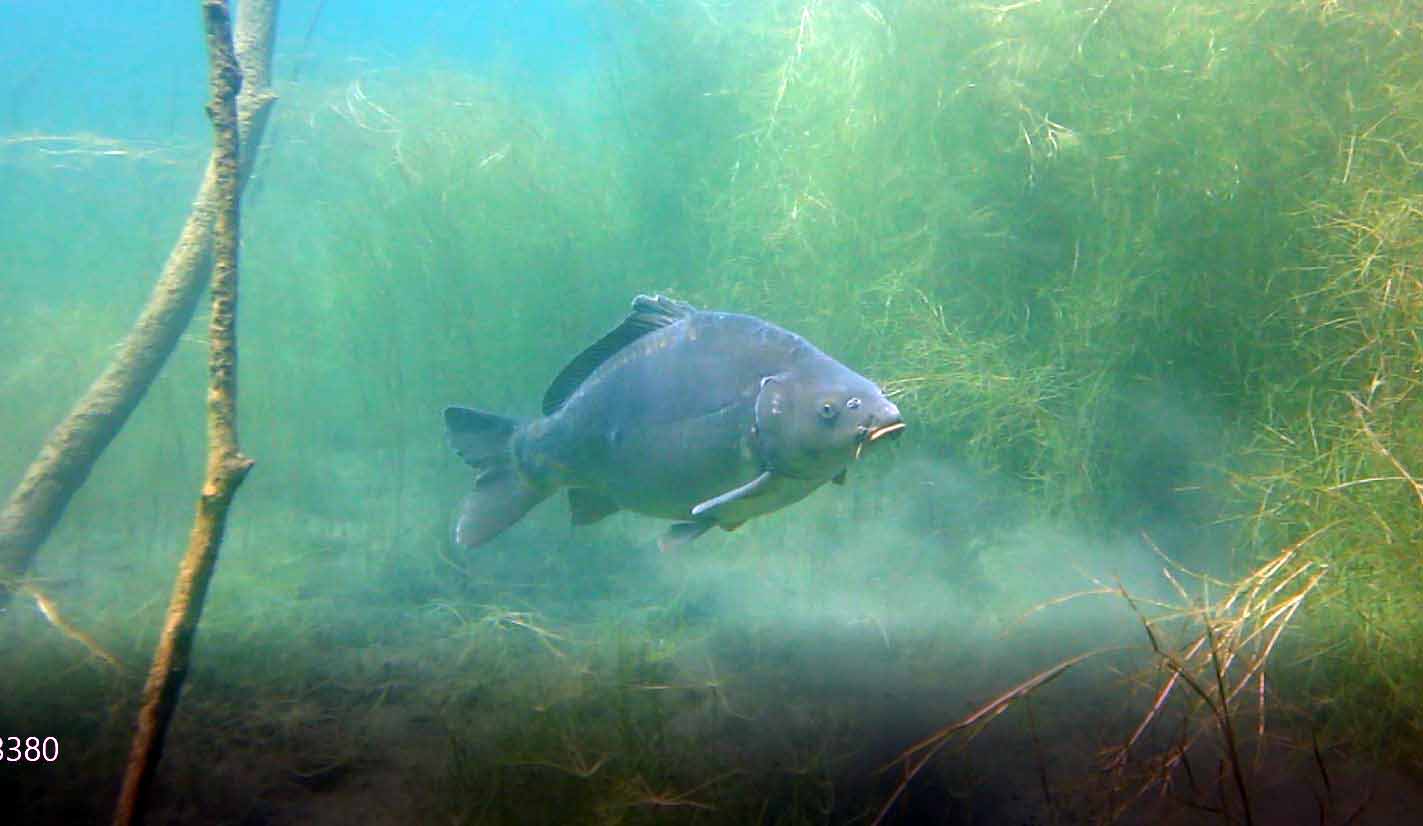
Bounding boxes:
454 466 549 547
568 488 620 526
659 521 712 552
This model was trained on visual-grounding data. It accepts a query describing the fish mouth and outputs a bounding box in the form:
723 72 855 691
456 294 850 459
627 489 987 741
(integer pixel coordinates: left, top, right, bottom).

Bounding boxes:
854 420 906 460
866 421 906 442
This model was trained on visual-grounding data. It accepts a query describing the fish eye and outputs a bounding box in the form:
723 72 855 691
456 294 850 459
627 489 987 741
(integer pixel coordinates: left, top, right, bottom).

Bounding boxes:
819 401 838 420
846 397 862 410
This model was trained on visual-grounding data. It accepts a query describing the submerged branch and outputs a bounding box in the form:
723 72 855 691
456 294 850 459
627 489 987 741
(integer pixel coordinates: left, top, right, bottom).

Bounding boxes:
112 2 261 824
19 583 125 673
0 0 278 609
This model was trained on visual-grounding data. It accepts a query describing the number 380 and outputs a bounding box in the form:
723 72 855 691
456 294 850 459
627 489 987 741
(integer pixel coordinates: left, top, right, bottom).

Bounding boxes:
4 736 58 762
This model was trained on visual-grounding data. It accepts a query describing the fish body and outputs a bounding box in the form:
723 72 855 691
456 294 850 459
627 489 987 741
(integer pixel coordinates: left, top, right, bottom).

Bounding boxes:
445 295 904 549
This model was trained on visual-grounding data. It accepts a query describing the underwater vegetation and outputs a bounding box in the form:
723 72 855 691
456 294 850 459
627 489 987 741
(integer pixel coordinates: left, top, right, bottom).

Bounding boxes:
3 0 1423 823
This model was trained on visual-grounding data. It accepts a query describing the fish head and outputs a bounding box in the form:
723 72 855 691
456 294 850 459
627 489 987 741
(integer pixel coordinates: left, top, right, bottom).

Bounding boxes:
754 360 904 480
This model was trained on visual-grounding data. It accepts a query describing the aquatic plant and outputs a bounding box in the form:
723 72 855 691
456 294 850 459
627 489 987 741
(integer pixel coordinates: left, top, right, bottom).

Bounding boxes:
609 0 1423 805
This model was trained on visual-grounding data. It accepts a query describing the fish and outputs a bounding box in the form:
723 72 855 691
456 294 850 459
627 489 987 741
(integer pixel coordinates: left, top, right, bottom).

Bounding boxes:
443 294 905 551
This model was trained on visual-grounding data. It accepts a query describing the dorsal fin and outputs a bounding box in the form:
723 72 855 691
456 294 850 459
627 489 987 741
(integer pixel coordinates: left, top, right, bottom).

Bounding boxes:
541 294 696 415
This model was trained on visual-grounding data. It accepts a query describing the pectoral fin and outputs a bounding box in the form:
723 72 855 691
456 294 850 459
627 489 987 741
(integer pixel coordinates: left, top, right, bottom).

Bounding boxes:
832 468 847 485
691 470 774 520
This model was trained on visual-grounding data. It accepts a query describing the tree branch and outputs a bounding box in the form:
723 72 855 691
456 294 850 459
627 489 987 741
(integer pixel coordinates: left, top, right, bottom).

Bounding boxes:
0 0 280 608
112 2 258 824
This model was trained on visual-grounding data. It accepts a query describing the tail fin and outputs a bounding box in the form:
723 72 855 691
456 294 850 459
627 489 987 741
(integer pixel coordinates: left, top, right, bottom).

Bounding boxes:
443 406 549 547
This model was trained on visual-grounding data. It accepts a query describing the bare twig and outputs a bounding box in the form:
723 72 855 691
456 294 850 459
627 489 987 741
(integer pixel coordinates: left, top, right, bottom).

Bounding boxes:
1105 537 1328 821
1205 616 1254 825
874 648 1113 826
112 3 258 823
19 583 125 673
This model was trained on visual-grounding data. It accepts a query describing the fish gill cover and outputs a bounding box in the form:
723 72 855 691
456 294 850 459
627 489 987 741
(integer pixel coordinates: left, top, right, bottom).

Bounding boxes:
2 1 1423 823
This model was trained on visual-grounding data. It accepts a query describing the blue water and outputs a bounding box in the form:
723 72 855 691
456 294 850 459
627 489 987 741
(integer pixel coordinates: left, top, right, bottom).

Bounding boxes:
0 0 596 138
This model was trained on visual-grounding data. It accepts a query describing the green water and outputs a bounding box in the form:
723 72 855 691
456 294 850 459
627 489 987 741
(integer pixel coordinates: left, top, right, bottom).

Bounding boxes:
4 2 1423 823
